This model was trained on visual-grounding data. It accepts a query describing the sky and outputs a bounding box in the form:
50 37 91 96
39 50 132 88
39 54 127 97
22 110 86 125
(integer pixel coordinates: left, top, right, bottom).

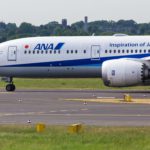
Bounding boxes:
0 0 150 26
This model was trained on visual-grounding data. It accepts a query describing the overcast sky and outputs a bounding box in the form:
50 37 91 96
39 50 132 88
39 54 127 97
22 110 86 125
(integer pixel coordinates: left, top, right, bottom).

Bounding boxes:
0 0 150 25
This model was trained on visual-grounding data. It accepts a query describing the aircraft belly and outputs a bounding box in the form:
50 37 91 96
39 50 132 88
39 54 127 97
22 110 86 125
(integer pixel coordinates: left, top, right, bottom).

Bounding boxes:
0 67 102 78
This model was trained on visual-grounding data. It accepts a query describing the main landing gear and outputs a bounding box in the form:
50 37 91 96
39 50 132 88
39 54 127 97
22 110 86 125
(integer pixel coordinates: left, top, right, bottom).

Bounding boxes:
1 77 16 92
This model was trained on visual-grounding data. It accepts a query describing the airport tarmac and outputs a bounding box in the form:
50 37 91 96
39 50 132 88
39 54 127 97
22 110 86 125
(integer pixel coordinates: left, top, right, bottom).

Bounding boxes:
0 89 149 126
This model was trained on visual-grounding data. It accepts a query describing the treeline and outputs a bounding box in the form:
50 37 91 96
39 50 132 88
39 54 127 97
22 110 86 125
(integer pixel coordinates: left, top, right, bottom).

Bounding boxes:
0 20 150 42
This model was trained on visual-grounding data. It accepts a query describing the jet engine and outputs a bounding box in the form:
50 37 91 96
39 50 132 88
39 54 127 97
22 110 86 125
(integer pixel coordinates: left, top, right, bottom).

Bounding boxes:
102 59 150 87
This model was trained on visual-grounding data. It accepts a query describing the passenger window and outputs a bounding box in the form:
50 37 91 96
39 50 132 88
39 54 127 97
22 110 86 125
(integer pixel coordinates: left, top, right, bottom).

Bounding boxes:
109 50 111 53
122 50 124 53
41 51 44 54
131 50 133 53
105 50 107 53
71 50 73 54
67 50 69 54
54 51 56 54
24 51 27 54
29 51 31 54
45 51 48 54
33 51 35 54
58 50 61 54
135 50 137 53
114 50 116 53
127 50 129 53
37 50 39 54
75 50 78 53
148 49 150 53
118 50 120 53
139 50 142 53
144 50 146 53
50 50 52 54
84 50 86 54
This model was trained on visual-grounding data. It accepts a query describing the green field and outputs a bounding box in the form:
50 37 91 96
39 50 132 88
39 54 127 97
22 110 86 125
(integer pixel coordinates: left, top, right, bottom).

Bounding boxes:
0 125 150 150
0 78 150 90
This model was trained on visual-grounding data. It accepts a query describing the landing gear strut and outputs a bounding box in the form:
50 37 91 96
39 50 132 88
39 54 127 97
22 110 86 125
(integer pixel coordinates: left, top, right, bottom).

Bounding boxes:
1 77 16 92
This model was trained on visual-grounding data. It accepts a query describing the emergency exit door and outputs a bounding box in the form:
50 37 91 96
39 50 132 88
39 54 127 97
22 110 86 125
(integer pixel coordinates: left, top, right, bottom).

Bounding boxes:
8 46 17 61
91 45 100 60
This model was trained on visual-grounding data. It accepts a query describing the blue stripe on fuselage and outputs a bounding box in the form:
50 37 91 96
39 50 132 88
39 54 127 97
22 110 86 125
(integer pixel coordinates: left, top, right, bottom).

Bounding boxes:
2 53 150 67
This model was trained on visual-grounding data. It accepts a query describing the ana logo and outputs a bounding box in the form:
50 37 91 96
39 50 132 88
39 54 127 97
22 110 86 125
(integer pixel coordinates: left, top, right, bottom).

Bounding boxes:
34 43 65 50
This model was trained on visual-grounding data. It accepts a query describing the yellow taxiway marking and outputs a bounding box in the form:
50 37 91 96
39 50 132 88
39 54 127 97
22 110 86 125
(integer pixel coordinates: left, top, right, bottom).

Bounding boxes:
0 92 15 94
0 112 45 117
0 113 149 117
0 112 150 117
64 98 150 104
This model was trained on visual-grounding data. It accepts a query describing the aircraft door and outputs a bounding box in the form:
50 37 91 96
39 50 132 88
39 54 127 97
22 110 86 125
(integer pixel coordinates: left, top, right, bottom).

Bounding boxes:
8 46 17 61
91 45 100 60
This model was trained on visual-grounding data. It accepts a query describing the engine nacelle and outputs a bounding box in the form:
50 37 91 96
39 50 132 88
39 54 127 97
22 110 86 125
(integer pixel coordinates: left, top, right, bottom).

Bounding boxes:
102 59 150 87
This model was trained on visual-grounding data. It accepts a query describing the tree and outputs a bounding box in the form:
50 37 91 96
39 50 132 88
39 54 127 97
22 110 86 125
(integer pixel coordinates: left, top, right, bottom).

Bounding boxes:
6 23 17 36
18 23 35 34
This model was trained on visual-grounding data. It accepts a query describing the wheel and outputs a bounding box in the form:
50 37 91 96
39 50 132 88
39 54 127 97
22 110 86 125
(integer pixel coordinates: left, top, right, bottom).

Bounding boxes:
6 84 11 91
11 84 16 91
6 84 16 92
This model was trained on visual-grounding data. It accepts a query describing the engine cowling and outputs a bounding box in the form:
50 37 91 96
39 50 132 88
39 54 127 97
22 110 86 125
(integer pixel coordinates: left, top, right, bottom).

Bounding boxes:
102 59 150 87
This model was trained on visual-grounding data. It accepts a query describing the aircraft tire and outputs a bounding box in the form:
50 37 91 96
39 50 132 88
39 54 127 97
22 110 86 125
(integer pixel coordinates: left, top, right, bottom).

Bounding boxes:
6 84 16 92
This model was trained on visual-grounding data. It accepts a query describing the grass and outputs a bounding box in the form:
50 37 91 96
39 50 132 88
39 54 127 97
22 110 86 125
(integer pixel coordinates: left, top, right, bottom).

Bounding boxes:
0 78 150 90
0 125 150 150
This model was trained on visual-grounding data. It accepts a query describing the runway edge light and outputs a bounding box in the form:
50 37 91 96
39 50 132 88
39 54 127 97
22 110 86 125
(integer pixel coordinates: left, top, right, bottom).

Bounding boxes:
36 123 46 133
68 123 83 134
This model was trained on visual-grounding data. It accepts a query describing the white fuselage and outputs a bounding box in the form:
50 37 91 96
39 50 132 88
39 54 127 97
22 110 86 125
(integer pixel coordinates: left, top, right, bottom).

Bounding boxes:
0 35 150 79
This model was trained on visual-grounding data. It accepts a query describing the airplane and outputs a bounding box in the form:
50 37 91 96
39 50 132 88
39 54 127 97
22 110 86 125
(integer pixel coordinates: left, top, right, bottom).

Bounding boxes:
0 34 150 91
